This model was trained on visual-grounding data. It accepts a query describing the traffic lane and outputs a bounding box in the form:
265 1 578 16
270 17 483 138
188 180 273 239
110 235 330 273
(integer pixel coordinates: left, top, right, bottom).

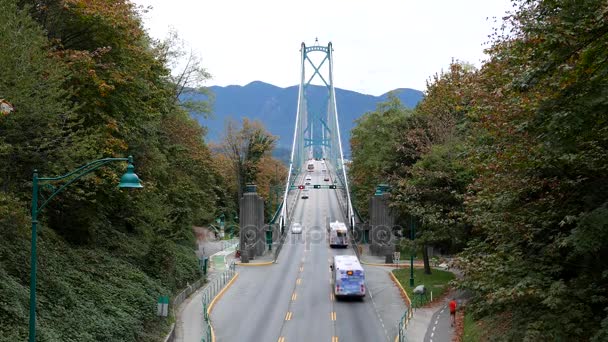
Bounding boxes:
333 295 390 342
326 187 390 342
211 193 308 341
288 184 333 341
282 225 334 341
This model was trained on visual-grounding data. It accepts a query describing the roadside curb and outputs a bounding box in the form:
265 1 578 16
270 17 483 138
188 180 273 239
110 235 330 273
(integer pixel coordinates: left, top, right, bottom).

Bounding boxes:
361 261 424 268
236 261 274 266
389 271 413 342
207 272 239 342
389 271 412 311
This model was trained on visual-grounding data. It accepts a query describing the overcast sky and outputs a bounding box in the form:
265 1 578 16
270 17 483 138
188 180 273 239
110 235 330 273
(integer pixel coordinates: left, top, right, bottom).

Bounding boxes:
132 0 514 96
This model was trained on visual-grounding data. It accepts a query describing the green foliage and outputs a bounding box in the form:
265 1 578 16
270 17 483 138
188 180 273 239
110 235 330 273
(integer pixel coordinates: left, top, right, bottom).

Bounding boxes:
350 0 608 339
0 0 76 192
457 0 608 339
392 142 474 254
462 311 481 342
349 93 412 218
0 0 222 340
220 118 278 199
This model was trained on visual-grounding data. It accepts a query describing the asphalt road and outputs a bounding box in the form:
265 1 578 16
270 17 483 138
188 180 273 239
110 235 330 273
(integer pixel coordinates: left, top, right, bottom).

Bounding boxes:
211 162 393 342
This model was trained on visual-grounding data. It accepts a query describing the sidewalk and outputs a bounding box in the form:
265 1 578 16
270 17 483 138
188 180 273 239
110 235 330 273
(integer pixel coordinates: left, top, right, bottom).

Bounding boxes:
358 243 425 267
173 268 226 342
174 238 238 342
235 247 275 265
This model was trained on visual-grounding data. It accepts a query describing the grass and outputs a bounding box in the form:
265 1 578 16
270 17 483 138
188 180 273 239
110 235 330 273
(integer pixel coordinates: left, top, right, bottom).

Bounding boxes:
392 267 455 307
463 311 481 342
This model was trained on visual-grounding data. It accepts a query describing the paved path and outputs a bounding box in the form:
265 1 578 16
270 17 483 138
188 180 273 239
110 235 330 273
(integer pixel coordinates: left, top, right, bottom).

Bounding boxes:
424 301 453 342
174 239 236 342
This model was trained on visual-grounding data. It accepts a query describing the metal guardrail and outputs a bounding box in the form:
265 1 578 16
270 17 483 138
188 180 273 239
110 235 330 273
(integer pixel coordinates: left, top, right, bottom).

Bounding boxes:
201 261 237 342
173 278 205 314
397 307 410 342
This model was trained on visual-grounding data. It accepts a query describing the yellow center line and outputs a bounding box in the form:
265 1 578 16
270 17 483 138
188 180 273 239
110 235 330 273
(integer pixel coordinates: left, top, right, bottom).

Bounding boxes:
285 312 293 321
330 293 335 301
332 337 339 342
297 278 302 285
292 292 297 301
278 337 285 342
330 311 336 321
300 266 304 272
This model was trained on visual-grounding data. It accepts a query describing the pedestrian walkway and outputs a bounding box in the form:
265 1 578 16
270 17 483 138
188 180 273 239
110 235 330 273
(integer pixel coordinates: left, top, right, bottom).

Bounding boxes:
209 240 238 271
174 255 237 342
172 236 239 342
358 243 424 267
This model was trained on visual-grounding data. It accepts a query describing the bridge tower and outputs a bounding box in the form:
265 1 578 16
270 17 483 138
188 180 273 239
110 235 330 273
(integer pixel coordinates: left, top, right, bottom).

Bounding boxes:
280 40 355 231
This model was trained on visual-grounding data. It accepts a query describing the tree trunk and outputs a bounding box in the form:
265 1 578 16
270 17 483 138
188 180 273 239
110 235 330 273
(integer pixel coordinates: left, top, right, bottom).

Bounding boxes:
422 243 432 275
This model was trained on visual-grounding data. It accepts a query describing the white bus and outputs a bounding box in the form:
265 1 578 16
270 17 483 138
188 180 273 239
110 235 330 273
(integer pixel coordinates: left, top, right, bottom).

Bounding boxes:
329 221 348 248
330 255 366 298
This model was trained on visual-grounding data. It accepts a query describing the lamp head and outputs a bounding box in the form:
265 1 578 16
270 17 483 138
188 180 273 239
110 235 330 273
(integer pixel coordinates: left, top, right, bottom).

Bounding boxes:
118 162 143 189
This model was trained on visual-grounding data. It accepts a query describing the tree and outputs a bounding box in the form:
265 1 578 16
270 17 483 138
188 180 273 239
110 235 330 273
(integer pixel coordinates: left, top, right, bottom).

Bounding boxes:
392 142 474 274
456 0 608 339
349 94 412 218
0 0 76 194
220 118 277 200
154 28 214 116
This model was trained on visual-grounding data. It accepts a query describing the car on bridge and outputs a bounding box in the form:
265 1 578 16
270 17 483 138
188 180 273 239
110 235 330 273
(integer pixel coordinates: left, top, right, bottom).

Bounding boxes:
291 223 303 234
301 188 309 199
324 176 330 181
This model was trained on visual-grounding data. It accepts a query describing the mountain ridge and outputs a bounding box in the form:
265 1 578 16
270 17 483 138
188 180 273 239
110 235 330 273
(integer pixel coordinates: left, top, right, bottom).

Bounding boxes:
187 81 424 156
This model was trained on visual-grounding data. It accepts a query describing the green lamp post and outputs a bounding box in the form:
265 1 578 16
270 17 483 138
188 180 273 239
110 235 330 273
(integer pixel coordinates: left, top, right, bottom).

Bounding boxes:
409 215 416 287
28 156 142 342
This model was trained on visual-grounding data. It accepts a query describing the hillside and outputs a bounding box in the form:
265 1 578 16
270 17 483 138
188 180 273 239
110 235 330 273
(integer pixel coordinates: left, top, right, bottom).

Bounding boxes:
187 81 423 157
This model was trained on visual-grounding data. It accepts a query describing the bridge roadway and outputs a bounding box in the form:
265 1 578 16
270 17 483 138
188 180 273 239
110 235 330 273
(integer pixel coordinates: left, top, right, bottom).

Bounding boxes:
211 164 390 342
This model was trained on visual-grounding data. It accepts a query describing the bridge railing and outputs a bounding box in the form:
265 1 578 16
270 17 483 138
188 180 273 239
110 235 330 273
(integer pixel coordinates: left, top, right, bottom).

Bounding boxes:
200 261 237 342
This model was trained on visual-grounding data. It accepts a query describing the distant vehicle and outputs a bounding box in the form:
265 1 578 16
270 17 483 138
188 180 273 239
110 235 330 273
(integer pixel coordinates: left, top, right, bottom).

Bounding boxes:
324 177 330 181
330 255 365 299
322 169 326 173
291 223 303 234
305 175 312 181
307 162 314 171
301 188 309 199
329 221 348 248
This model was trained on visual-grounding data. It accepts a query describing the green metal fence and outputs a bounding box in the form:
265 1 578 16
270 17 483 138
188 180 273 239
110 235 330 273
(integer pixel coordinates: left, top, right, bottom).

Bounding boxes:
397 307 410 342
200 261 237 342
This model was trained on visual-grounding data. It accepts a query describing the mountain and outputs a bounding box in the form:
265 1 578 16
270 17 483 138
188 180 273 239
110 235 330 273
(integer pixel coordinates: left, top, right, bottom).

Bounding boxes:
186 81 424 157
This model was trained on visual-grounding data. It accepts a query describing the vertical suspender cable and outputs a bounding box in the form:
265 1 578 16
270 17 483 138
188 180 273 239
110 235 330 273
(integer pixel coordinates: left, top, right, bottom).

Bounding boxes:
280 43 306 228
328 42 355 231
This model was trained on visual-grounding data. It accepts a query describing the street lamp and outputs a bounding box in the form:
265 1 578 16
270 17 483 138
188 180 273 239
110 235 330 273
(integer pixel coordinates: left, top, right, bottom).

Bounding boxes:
28 156 142 342
409 215 416 287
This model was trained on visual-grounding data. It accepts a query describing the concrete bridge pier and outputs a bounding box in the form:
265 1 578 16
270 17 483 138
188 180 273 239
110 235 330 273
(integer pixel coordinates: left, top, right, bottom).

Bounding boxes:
369 185 396 262
239 185 265 262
